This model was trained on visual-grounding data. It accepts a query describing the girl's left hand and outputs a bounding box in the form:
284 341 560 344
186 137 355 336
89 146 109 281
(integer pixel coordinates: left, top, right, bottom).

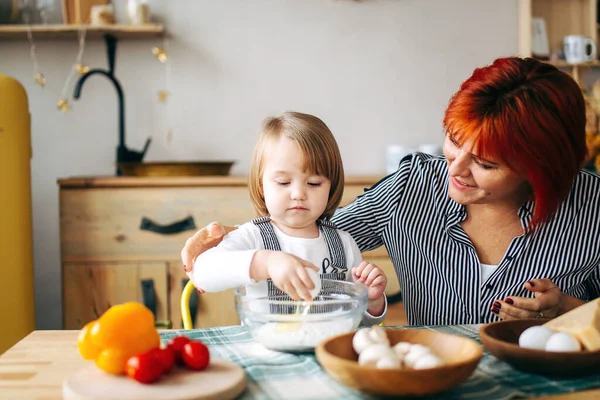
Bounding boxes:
352 261 387 300
491 278 564 320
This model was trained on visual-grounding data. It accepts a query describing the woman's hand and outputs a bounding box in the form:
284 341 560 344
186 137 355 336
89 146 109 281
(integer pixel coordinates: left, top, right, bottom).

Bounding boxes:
181 222 232 273
491 278 584 320
181 222 236 294
352 261 387 316
258 251 319 302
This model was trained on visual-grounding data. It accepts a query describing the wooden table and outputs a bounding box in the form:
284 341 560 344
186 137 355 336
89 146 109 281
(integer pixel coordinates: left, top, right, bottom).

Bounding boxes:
0 331 598 399
0 331 86 399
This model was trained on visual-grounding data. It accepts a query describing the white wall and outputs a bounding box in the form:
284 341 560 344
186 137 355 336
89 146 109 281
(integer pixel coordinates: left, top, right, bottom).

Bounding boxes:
0 0 518 329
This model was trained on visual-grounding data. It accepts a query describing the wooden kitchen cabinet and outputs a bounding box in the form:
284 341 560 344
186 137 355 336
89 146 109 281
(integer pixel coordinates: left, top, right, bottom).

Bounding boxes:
58 175 402 330
62 261 169 329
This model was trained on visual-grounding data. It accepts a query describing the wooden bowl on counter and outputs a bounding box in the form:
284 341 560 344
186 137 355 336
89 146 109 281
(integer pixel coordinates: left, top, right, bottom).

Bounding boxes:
118 161 235 177
315 328 482 396
480 319 600 376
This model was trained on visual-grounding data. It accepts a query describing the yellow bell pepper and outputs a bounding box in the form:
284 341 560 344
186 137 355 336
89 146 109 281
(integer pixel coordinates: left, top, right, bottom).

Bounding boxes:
77 302 160 375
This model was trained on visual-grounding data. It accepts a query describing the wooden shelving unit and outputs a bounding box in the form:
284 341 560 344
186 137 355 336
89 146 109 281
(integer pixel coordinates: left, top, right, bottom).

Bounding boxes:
518 0 599 82
547 60 600 68
0 24 165 40
518 0 597 59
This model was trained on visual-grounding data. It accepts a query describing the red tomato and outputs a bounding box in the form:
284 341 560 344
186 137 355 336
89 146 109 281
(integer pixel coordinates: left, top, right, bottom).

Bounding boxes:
148 347 175 374
125 352 163 384
167 336 191 365
182 341 210 371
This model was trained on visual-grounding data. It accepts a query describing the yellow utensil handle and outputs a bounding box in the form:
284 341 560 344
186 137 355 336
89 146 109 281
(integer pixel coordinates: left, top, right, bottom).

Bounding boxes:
181 280 196 330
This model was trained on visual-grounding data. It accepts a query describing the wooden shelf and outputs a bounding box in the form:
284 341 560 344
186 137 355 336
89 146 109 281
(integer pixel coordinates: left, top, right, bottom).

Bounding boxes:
545 60 600 68
0 24 165 40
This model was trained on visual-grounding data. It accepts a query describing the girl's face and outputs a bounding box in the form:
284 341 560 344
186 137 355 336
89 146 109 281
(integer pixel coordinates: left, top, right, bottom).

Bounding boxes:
443 134 529 207
261 136 331 237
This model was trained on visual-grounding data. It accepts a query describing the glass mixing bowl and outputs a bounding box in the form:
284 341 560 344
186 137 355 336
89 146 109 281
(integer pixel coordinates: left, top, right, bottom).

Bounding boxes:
234 279 368 352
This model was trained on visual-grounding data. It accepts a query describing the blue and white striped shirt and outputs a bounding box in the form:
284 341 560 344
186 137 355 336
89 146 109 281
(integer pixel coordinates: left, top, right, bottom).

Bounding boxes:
332 153 600 325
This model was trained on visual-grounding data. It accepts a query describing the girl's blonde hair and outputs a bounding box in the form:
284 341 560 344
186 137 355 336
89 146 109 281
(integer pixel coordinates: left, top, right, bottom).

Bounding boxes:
248 111 344 219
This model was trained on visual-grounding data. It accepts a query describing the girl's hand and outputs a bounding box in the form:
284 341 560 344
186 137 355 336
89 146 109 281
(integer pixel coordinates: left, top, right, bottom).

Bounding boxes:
266 252 320 302
491 279 566 320
352 261 387 301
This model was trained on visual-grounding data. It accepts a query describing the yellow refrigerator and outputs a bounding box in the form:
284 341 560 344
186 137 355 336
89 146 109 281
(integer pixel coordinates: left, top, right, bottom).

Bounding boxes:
0 74 35 354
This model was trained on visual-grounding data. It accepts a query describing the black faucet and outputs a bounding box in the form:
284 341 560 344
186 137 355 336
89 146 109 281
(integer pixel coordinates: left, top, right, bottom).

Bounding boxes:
73 34 151 176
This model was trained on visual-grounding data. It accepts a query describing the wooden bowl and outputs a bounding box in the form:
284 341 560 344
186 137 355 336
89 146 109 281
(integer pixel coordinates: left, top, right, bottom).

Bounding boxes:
479 319 600 376
315 328 483 396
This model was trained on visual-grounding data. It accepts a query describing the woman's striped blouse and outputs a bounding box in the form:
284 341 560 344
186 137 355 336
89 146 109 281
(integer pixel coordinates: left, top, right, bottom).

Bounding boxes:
331 153 600 325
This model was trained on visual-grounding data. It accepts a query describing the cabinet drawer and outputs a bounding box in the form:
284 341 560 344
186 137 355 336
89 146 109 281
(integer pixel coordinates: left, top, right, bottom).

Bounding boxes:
60 187 256 261
60 182 379 262
62 262 168 329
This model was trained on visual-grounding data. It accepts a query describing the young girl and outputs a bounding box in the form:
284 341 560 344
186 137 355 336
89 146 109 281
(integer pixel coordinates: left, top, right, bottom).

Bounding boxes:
187 111 387 323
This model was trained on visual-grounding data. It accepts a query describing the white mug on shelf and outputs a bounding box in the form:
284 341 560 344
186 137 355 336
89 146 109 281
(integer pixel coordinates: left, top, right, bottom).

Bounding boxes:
563 35 597 64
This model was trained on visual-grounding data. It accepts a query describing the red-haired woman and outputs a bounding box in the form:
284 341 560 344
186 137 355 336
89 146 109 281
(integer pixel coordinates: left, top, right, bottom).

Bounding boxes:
181 57 600 325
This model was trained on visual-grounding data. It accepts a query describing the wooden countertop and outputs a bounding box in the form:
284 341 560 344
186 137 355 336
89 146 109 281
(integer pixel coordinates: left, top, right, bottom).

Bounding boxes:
0 331 85 399
0 330 597 400
57 176 384 189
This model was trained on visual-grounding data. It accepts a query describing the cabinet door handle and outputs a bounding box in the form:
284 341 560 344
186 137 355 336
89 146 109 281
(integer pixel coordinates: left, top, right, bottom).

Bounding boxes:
141 279 171 328
139 216 197 235
183 278 199 327
140 216 196 235
141 279 157 316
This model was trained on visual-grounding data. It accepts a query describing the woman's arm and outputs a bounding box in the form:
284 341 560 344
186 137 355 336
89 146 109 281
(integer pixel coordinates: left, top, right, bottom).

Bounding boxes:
331 158 412 253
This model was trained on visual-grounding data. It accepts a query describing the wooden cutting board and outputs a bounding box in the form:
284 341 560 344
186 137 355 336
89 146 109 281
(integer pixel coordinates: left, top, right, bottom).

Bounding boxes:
62 358 246 400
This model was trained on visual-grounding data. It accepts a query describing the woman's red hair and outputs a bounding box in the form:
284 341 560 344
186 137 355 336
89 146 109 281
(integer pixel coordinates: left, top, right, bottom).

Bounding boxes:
443 57 588 229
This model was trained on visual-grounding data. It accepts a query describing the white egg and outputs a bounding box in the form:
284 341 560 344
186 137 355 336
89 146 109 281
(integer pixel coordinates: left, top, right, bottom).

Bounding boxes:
518 326 555 350
392 342 412 357
404 344 432 368
358 344 394 366
367 326 390 347
352 328 375 354
376 354 402 369
413 353 444 370
409 344 430 354
305 267 322 299
545 332 582 352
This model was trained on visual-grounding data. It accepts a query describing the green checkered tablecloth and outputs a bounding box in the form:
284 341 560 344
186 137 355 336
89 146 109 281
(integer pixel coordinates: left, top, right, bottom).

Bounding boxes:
160 325 600 400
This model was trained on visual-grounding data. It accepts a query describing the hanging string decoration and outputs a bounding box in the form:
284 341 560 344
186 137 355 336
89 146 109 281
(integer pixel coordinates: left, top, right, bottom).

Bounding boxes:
26 26 46 88
57 26 89 113
152 36 173 142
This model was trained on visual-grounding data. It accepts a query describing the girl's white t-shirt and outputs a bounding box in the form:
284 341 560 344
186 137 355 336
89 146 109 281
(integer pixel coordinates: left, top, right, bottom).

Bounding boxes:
189 221 386 325
190 221 363 294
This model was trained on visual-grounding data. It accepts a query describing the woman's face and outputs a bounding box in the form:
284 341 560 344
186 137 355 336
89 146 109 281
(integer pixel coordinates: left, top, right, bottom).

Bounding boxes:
442 134 529 207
